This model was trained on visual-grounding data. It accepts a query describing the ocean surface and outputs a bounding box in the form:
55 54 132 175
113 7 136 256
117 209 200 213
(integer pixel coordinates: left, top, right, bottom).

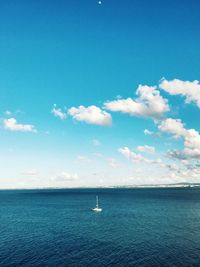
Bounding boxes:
1 188 200 266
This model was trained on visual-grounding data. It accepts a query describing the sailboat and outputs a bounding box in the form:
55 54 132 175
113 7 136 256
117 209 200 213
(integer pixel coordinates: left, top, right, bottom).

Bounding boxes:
92 195 102 212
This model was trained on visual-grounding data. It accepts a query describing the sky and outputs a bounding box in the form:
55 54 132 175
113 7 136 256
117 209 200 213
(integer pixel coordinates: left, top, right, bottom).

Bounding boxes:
1 0 200 188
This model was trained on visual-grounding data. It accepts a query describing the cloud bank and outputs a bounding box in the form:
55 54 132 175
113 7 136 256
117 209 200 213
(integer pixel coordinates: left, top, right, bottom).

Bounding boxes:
159 118 200 159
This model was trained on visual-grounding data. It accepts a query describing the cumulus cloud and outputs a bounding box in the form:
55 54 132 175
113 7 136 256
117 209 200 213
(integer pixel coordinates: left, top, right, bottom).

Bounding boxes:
68 105 112 126
159 79 200 108
137 145 155 154
159 118 200 159
3 118 37 133
118 147 161 164
53 172 79 182
158 118 186 138
104 85 169 120
51 105 66 120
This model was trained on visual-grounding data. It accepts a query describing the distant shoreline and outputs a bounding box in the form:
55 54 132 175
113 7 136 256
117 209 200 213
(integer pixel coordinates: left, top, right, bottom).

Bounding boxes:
0 183 200 190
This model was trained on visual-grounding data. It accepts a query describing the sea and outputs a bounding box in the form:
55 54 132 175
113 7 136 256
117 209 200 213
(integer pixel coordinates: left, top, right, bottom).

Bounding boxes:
1 188 200 266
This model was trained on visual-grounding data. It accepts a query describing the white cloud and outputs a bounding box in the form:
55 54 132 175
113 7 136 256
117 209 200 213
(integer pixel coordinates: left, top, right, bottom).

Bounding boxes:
163 165 200 183
144 129 153 135
68 105 112 126
144 128 161 137
4 110 12 115
118 147 161 164
104 85 169 120
159 118 200 159
51 105 66 120
115 95 122 99
92 139 101 146
3 118 37 133
159 79 200 108
119 147 143 162
137 145 155 154
158 118 186 138
53 172 79 182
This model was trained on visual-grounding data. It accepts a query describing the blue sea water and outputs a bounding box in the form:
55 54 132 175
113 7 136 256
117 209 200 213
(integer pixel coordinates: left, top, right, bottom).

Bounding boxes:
1 188 200 266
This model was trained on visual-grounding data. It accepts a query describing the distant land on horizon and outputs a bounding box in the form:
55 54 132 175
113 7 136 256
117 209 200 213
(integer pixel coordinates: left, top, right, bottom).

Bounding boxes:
1 182 200 190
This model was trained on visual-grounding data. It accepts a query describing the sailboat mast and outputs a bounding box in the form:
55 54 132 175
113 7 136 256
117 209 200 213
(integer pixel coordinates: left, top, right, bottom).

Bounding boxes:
96 195 98 208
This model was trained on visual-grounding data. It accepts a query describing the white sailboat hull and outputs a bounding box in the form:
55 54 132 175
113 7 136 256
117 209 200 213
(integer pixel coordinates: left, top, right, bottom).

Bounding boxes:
92 207 102 212
92 196 102 212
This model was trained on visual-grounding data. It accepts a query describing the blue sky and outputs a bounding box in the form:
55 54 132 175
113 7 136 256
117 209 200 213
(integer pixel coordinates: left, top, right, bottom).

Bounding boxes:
1 0 200 188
